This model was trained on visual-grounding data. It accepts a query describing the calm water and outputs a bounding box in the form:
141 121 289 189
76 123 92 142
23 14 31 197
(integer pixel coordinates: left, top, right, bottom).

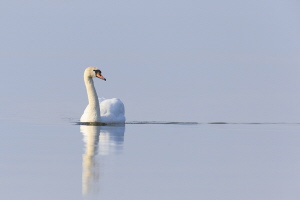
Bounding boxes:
2 120 300 200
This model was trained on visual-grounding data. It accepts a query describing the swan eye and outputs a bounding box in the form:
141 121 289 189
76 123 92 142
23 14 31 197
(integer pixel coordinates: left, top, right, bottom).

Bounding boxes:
93 70 101 75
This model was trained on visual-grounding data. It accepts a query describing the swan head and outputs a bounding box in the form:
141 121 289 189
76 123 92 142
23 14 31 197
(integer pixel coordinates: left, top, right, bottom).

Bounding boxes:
84 66 106 81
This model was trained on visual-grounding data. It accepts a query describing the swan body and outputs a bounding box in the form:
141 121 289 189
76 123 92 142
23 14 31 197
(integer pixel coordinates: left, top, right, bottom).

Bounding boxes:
80 66 125 123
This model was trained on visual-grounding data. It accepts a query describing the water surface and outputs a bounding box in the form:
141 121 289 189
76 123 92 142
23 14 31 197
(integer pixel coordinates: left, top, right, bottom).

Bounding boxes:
2 120 300 200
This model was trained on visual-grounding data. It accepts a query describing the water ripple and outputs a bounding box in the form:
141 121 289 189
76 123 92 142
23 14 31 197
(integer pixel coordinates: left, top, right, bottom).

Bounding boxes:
75 121 300 126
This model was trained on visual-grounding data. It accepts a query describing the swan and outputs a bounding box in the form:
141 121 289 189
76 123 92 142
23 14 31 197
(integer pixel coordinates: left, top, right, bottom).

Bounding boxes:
80 66 125 124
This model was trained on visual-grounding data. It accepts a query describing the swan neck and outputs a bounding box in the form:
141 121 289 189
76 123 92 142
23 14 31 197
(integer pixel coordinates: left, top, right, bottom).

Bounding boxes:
84 76 99 108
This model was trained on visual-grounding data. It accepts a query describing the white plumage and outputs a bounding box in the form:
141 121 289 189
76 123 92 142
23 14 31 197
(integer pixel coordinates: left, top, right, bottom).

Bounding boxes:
80 67 125 123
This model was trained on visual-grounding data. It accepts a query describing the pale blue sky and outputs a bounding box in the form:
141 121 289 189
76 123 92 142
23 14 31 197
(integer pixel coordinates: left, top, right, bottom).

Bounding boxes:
1 0 300 123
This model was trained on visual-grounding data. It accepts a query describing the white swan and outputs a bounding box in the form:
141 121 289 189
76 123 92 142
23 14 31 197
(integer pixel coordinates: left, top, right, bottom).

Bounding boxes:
80 66 125 123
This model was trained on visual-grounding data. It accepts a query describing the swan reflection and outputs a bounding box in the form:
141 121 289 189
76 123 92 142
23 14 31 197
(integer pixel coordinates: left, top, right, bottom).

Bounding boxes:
80 125 125 196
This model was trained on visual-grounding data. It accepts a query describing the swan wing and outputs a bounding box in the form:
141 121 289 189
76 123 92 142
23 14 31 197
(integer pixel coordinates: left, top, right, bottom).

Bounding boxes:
99 98 126 123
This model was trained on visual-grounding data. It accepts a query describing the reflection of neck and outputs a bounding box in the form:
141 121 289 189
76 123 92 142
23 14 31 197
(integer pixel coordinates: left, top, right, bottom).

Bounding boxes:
82 126 100 195
84 76 100 115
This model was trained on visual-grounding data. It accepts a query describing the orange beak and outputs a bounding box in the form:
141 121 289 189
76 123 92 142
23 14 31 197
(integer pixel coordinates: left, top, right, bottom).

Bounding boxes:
96 73 106 81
